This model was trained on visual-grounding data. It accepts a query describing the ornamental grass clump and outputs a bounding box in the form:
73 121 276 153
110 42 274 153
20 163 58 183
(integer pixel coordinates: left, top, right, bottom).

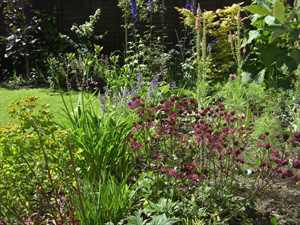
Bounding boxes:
126 95 300 222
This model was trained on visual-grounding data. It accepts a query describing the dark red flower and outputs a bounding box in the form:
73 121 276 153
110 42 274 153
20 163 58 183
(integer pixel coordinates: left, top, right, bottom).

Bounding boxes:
264 143 271 149
292 159 300 169
284 169 294 178
178 173 185 180
270 149 279 158
234 149 241 155
233 141 239 146
265 132 270 136
274 158 282 164
285 151 290 157
258 134 265 140
259 162 266 168
294 174 300 182
281 159 288 166
275 134 280 138
294 132 300 139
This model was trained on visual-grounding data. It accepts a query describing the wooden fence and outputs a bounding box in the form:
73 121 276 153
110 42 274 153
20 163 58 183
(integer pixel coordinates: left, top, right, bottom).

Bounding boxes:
0 0 295 56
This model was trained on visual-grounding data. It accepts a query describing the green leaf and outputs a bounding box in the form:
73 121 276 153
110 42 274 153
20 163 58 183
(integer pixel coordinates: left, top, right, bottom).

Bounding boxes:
275 56 298 74
256 158 261 166
246 152 252 159
263 26 285 32
265 15 282 26
279 130 294 138
243 5 272 16
270 216 277 225
273 0 285 24
247 163 255 168
257 44 283 72
290 50 300 63
269 29 285 43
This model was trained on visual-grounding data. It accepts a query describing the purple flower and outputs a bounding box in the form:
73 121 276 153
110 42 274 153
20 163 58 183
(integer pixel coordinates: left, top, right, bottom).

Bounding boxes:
185 0 191 10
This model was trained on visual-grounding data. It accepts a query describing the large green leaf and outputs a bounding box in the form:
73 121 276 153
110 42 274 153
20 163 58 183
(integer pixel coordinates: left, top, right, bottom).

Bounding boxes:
290 50 300 63
244 30 261 45
263 26 285 32
243 5 273 16
275 55 298 74
273 0 285 24
242 65 266 85
257 44 283 71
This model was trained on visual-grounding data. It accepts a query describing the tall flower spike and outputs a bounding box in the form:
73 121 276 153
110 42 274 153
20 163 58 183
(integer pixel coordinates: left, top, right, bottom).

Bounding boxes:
131 0 138 21
148 0 153 12
185 0 191 10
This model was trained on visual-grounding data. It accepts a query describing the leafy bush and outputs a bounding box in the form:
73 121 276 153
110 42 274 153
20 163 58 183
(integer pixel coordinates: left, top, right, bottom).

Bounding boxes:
0 96 81 224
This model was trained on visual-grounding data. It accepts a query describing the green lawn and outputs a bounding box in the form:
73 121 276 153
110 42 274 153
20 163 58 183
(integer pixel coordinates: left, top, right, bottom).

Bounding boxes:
0 87 101 127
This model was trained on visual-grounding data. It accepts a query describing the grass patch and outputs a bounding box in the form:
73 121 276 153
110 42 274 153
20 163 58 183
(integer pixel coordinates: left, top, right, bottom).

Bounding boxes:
0 87 101 127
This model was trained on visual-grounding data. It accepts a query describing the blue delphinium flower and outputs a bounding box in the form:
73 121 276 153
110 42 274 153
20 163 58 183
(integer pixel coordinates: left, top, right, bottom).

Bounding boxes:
131 0 138 21
211 40 217 44
185 0 191 10
148 0 153 12
207 44 211 53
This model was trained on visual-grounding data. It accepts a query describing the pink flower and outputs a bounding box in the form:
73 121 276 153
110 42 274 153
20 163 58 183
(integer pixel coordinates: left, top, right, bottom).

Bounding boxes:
190 162 198 169
289 137 296 143
157 155 163 161
188 173 199 180
229 129 234 134
178 173 185 180
168 168 177 177
162 167 167 172
147 108 153 114
229 74 237 80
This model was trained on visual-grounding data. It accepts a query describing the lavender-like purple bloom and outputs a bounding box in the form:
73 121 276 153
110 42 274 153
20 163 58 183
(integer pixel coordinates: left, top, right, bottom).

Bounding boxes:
190 0 197 15
185 0 191 10
131 0 138 21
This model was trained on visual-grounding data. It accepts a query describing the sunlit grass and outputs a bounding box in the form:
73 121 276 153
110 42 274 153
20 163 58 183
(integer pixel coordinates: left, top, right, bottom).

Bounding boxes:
0 87 101 127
